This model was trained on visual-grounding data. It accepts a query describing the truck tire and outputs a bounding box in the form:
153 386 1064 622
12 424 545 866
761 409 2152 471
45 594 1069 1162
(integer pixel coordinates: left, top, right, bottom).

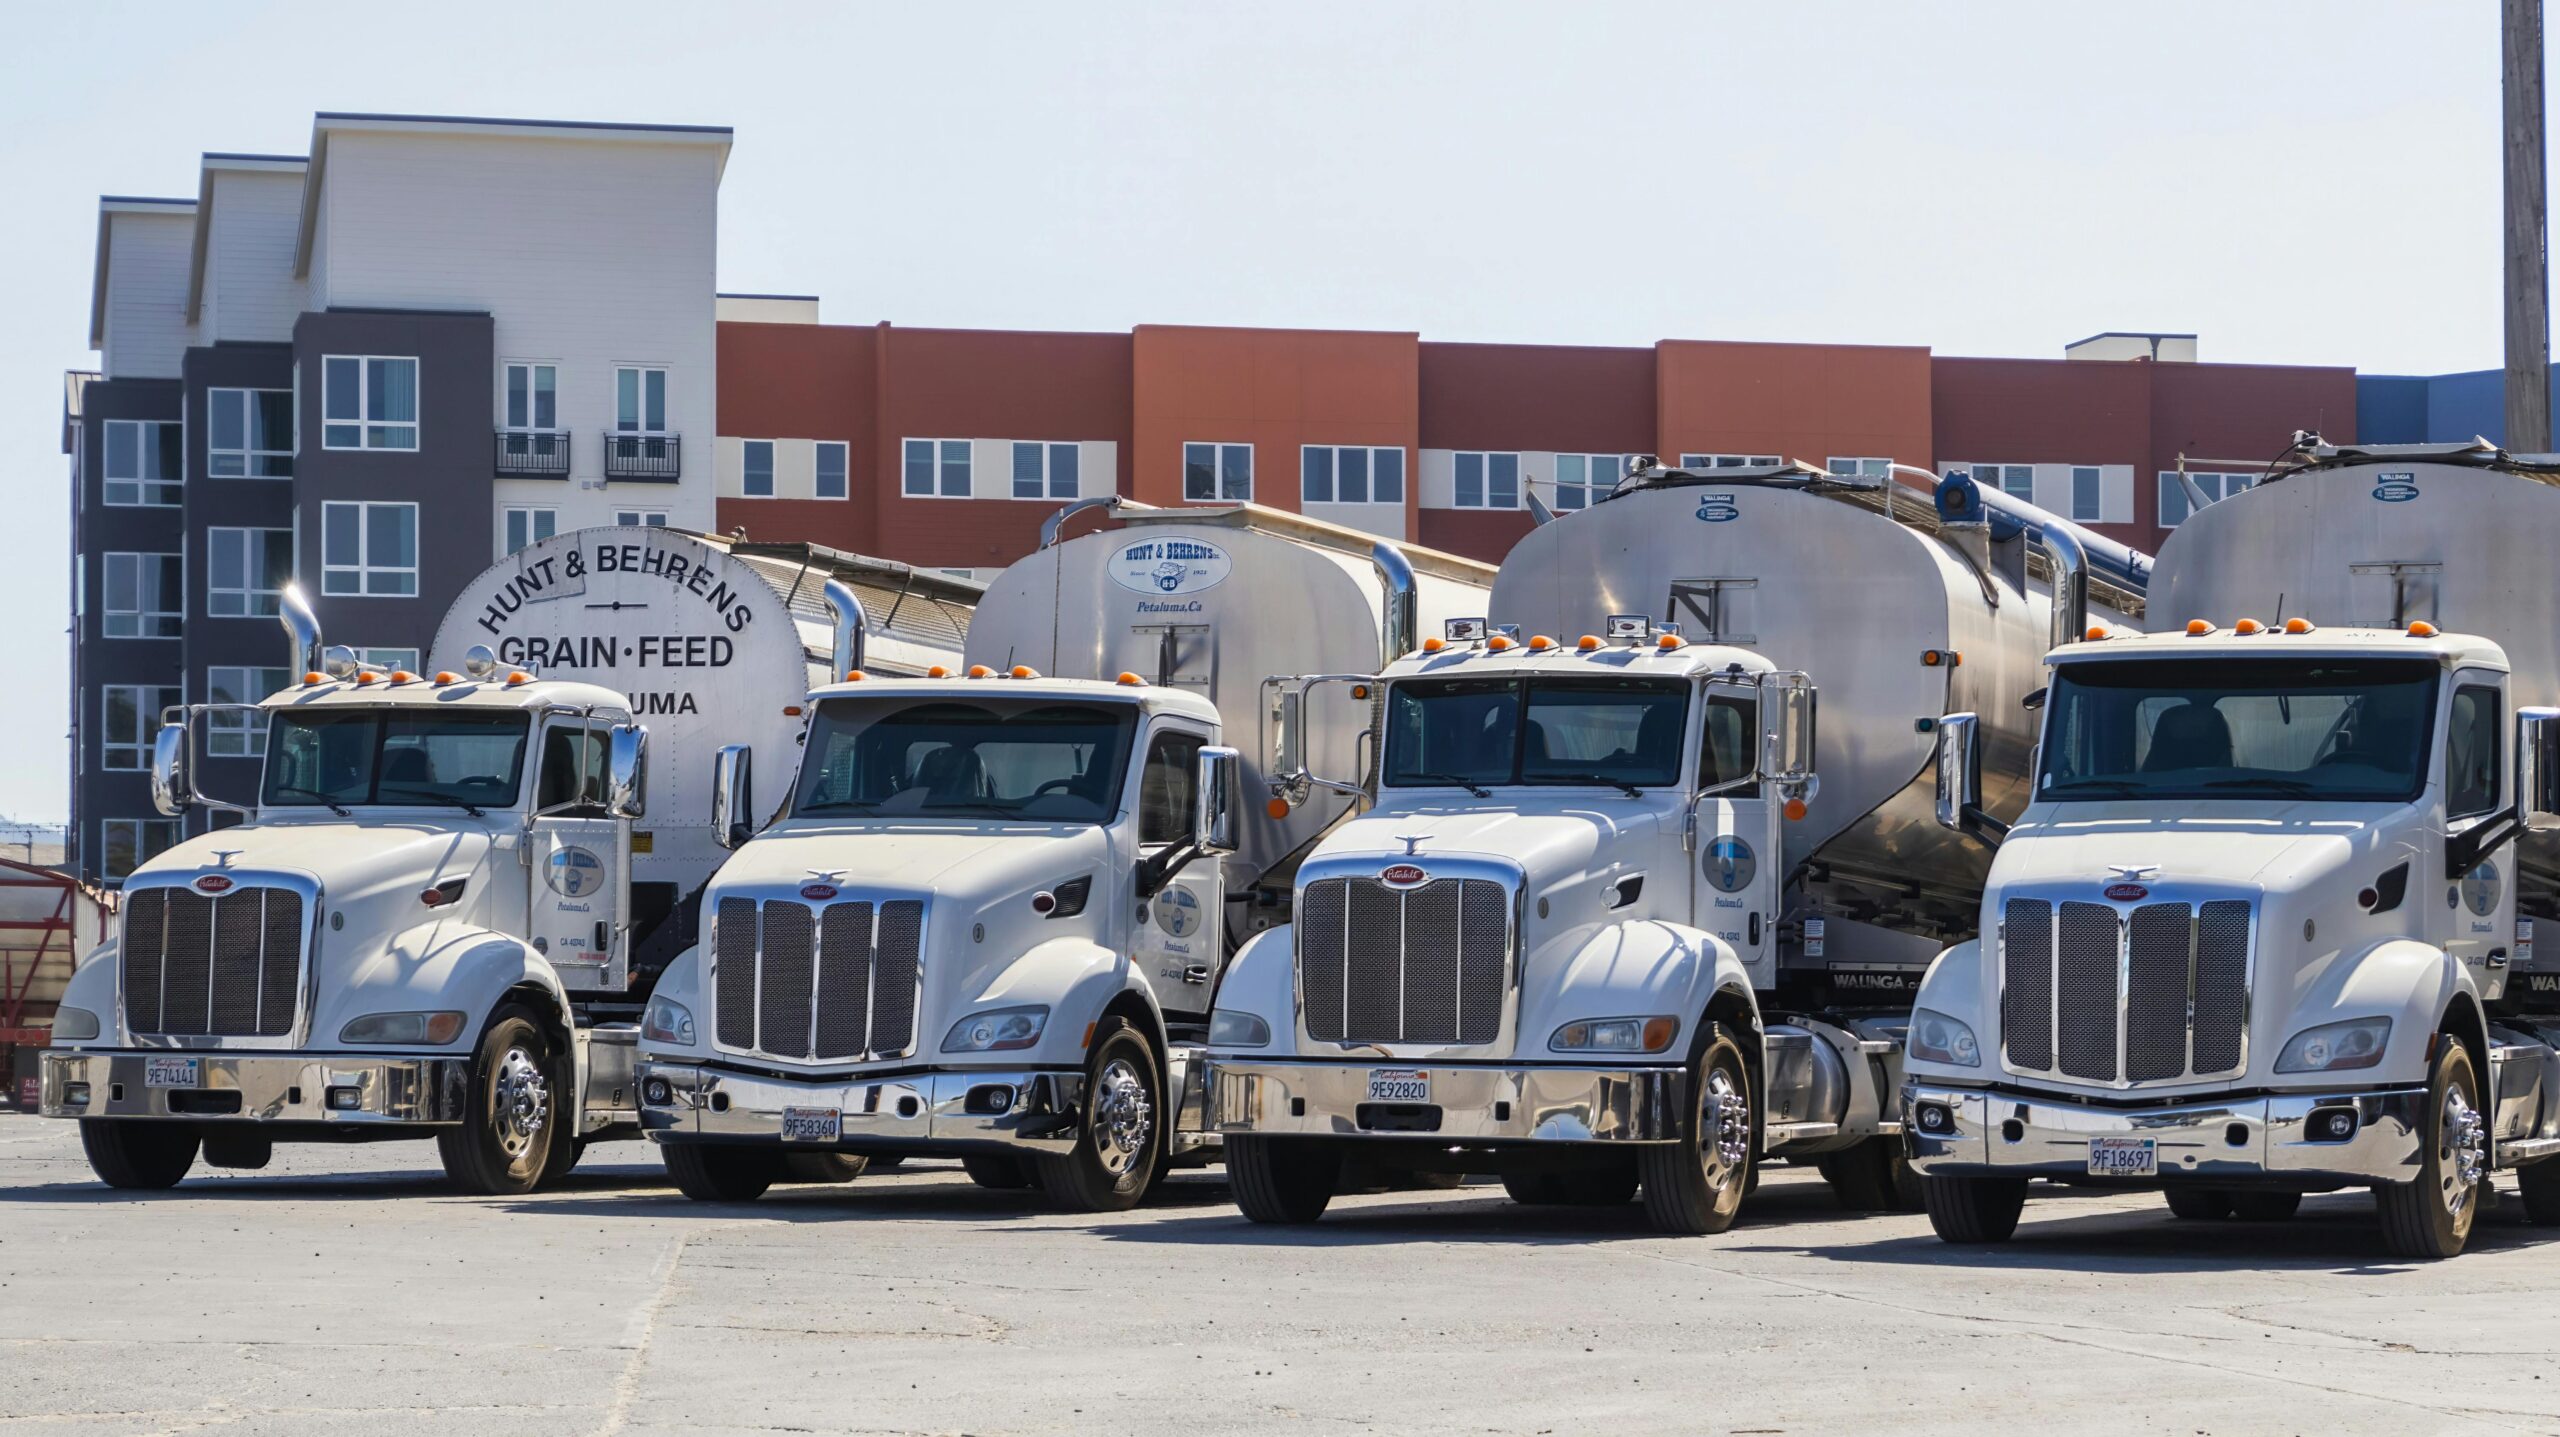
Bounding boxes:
781 1153 869 1183
436 1004 565 1196
2377 1037 2488 1260
1638 1021 1754 1235
2519 1156 2560 1225
1502 1167 1638 1206
1228 1135 1339 1223
663 1142 780 1202
962 1155 1035 1190
1921 1175 2028 1242
1817 1138 1922 1212
79 1120 198 1189
2164 1188 2234 1220
1033 1017 1164 1212
2230 1191 2302 1221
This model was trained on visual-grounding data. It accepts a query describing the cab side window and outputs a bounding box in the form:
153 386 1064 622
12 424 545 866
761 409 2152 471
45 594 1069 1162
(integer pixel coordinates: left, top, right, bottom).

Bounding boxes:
2448 683 2502 820
538 725 608 815
1139 730 1203 846
1699 693 1758 793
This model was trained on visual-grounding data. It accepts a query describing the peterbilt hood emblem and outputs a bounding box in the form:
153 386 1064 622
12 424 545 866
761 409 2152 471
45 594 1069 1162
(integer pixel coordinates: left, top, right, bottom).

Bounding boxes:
800 882 841 901
192 874 236 895
2103 883 2151 902
1379 864 1428 887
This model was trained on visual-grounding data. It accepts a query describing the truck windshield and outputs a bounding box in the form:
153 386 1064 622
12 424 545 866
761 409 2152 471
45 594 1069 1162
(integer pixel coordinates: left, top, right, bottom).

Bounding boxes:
794 698 1137 823
2039 657 2438 803
262 709 533 810
1383 676 1688 790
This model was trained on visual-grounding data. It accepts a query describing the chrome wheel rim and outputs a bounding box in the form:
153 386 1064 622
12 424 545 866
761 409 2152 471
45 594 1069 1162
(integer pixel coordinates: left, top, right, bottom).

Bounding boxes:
1699 1064 1750 1189
1091 1056 1154 1178
2442 1083 2487 1219
493 1046 549 1159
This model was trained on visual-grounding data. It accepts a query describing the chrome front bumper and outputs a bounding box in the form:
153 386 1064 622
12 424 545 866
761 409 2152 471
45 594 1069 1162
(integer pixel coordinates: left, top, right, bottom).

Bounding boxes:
1901 1080 2429 1185
1207 1058 1686 1143
40 1050 468 1125
638 1060 1087 1155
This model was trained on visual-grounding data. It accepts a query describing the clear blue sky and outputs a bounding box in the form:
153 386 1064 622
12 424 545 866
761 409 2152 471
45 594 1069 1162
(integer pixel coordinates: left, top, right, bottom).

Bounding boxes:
0 1 2527 821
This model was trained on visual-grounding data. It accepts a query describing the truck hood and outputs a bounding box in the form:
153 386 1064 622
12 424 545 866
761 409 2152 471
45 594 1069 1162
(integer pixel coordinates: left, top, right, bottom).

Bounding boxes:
1316 799 1663 880
1995 801 2406 894
712 820 1112 900
139 818 495 909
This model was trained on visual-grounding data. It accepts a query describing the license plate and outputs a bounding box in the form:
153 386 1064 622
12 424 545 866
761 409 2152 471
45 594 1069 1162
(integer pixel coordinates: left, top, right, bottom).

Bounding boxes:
1366 1068 1430 1104
780 1106 841 1142
144 1057 200 1090
2088 1136 2157 1177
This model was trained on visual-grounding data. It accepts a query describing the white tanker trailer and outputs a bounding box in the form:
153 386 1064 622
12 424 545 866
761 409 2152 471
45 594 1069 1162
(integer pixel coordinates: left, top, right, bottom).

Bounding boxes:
39 527 973 1194
635 503 1497 1209
1207 460 2149 1229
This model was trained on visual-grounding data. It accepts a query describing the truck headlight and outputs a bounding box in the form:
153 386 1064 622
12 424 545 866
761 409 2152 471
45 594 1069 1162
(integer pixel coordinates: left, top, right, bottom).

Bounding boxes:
943 1005 1047 1053
1907 1008 1980 1068
642 994 695 1047
1549 1016 1678 1054
2275 1016 2391 1074
1210 1009 1270 1048
51 1006 100 1042
338 1011 466 1045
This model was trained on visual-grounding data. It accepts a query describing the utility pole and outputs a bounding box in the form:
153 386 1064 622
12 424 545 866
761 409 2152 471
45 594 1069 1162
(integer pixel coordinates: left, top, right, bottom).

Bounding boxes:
2506 0 2551 451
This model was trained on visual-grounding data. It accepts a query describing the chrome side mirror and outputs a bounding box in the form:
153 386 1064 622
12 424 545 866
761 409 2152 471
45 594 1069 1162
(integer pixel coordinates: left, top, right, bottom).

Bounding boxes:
607 724 649 821
150 723 190 818
712 744 753 849
1196 746 1241 857
2520 708 2560 832
1770 679 1818 786
321 645 360 680
1934 713 1981 834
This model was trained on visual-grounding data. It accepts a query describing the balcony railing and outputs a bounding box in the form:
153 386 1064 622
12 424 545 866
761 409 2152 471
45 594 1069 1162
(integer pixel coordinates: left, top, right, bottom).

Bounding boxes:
603 431 682 482
494 429 571 478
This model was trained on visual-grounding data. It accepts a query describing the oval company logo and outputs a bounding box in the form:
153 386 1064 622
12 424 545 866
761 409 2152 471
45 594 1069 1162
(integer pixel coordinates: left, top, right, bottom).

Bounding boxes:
2103 882 2150 902
2372 472 2420 503
1695 493 1740 523
193 875 235 895
1379 864 1428 887
544 846 605 898
799 882 840 902
1108 537 1234 597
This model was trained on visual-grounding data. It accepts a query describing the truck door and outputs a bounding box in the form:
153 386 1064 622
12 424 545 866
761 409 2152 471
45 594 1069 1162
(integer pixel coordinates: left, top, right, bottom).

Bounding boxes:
1131 722 1220 1022
2444 671 2515 982
527 716 630 993
1692 680 1779 989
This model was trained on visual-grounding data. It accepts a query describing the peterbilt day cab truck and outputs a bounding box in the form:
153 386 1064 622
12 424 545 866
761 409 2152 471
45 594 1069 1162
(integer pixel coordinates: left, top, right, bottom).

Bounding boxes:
635 503 1494 1209
1906 441 2560 1259
40 527 973 1193
1206 459 2152 1231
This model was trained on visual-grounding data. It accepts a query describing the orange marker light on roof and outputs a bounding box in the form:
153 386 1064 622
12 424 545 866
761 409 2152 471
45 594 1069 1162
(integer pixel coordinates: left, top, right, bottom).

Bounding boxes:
506 671 533 686
2284 618 2314 635
432 671 459 685
2186 620 2212 636
1117 671 1144 686
2084 627 2108 643
1657 634 1686 650
968 665 992 679
304 671 326 686
1487 635 1514 652
1422 637 1445 653
1011 665 1039 679
1578 635 1601 651
927 665 949 678
390 670 418 684
1265 797 1291 820
1528 635 1556 651
2233 618 2265 636
843 669 866 681
2408 621 2439 638
353 671 379 686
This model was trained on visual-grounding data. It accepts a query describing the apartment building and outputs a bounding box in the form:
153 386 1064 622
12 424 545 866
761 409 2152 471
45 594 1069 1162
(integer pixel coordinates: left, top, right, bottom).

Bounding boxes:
67 113 729 883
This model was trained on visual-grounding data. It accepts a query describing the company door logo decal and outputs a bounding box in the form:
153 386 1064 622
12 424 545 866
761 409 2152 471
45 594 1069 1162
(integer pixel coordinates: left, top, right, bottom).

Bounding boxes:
1109 538 1233 596
1704 836 1756 893
1152 886 1201 937
1695 493 1740 523
2464 860 2502 917
1379 864 1428 887
2103 883 2150 902
545 846 606 898
2372 472 2420 503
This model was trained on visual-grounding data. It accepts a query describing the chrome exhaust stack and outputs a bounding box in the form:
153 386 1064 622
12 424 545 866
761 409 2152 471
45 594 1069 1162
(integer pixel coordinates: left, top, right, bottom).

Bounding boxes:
1370 541 1419 664
278 583 324 675
821 578 867 678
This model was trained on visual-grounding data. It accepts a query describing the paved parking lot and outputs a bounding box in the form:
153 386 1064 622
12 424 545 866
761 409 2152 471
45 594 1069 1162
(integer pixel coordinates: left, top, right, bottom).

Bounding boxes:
4 1113 2559 1435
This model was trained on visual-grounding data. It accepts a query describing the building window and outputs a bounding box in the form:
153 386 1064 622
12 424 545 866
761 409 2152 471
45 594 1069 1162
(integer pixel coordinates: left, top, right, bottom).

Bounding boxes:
322 501 419 597
1183 442 1252 503
616 366 669 434
816 441 849 499
207 527 291 618
503 506 558 556
903 439 972 498
1680 453 1781 470
1453 451 1521 509
102 685 180 770
359 647 419 673
101 817 182 882
207 668 289 757
742 439 775 497
103 420 182 506
208 389 293 478
1946 462 2033 499
2071 466 2104 523
1551 454 1626 512
1301 445 1404 505
102 552 183 637
500 362 563 466
321 356 419 450
1827 457 1892 479
1011 441 1080 500
615 509 668 527
2156 470 2259 528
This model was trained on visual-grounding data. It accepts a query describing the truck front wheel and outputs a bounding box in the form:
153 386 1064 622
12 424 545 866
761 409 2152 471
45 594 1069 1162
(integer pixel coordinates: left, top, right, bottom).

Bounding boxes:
1638 1021 1755 1235
962 1155 1035 1190
663 1142 779 1202
436 1004 564 1196
1228 1135 1339 1223
1502 1165 1638 1206
1922 1174 2028 1242
1034 1018 1163 1212
2520 1156 2560 1225
2376 1036 2487 1260
1817 1137 1922 1212
79 1120 198 1189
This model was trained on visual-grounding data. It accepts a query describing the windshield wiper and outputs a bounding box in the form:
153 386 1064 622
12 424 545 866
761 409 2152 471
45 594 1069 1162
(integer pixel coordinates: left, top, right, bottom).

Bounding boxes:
2201 777 2315 795
380 787 486 818
2044 779 2145 796
268 785 351 817
1535 772 1646 799
1400 772 1493 798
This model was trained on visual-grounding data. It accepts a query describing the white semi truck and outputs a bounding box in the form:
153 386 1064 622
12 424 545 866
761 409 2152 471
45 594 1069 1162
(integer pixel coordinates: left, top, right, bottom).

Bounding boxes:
39 527 975 1193
1906 440 2560 1258
635 503 1494 1209
1205 460 2150 1231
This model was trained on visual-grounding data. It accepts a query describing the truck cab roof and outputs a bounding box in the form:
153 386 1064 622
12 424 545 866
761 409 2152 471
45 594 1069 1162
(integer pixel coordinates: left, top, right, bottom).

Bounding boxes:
262 672 635 717
1382 634 1776 682
804 673 1223 726
2049 623 2509 673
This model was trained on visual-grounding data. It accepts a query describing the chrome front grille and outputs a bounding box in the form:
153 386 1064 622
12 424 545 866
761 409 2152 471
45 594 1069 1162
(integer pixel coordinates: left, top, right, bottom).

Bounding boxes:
2001 895 2253 1084
1299 876 1512 1046
714 895 922 1062
122 886 305 1038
